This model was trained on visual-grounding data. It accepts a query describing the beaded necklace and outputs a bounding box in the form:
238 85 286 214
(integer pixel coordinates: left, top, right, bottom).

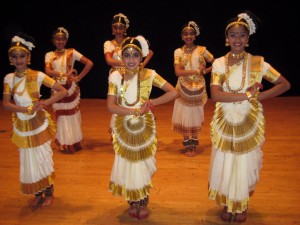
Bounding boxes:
120 67 140 106
55 48 65 53
225 52 248 93
184 45 196 52
181 46 197 69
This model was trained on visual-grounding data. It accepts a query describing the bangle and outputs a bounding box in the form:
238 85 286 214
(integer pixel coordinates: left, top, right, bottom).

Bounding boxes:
203 69 207 75
58 72 65 81
130 109 134 115
253 91 260 101
148 100 154 110
130 108 140 117
26 105 34 115
245 91 252 100
134 108 140 117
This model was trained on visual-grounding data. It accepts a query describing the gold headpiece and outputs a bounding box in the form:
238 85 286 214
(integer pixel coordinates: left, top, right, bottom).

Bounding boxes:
122 44 142 56
225 18 249 33
182 21 200 36
113 13 130 29
8 36 35 54
8 45 30 54
225 13 256 35
54 27 69 39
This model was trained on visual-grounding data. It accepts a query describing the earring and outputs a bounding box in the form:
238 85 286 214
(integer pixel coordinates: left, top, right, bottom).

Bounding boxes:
27 60 31 65
124 32 127 36
139 62 144 69
246 43 249 47
225 39 229 47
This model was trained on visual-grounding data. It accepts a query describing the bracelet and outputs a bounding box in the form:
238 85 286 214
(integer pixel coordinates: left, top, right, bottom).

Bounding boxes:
134 108 140 117
203 69 207 75
253 91 260 101
58 72 65 81
196 70 200 76
26 105 34 115
245 91 252 100
148 100 154 108
130 108 140 117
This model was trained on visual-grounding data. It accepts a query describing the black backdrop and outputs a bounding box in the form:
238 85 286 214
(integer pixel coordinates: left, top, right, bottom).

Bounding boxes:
1 0 298 99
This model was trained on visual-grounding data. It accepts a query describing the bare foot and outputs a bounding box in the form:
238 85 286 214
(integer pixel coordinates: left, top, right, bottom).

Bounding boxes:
138 206 149 220
220 207 232 222
41 195 54 207
29 195 43 209
128 204 138 218
234 211 247 223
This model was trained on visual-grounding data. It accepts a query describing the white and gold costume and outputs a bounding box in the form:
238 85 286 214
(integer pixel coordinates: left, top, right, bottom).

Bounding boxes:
3 69 56 194
172 46 214 136
208 53 281 213
45 48 82 153
108 68 166 202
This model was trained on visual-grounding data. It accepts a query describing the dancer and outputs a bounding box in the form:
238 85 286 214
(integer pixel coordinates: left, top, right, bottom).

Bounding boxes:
171 21 215 157
45 27 94 153
107 35 178 220
3 32 68 208
208 11 290 222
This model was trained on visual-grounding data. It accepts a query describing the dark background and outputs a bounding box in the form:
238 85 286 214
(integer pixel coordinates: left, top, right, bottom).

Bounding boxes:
1 0 298 99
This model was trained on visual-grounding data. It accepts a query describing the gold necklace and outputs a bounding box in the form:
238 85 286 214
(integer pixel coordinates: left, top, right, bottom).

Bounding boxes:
55 48 65 53
181 47 193 68
181 46 203 82
225 52 248 93
229 51 246 59
60 49 66 73
57 49 66 82
184 45 195 52
13 69 29 96
125 67 139 76
113 39 125 47
120 67 140 106
15 69 28 78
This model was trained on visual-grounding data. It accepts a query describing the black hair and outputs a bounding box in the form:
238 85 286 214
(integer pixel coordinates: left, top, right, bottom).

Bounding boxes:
225 10 261 35
52 27 69 38
9 32 36 51
181 22 201 34
122 37 142 52
112 14 127 26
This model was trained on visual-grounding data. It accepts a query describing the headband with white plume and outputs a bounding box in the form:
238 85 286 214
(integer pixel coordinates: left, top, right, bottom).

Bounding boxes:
182 21 200 36
113 13 130 29
11 36 35 51
56 27 69 39
135 35 149 57
238 13 256 35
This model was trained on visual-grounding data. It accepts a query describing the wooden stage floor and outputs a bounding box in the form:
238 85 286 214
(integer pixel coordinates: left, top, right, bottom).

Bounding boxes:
0 97 299 225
